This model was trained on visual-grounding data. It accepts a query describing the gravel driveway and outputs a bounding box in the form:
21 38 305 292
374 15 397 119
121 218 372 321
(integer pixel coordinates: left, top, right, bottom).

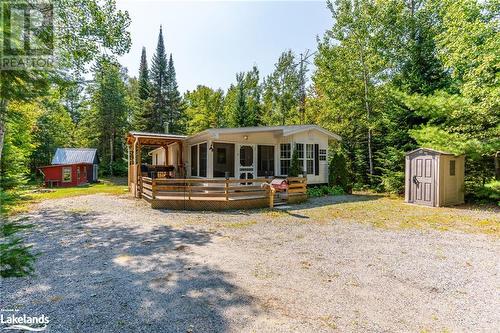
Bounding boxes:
1 194 499 332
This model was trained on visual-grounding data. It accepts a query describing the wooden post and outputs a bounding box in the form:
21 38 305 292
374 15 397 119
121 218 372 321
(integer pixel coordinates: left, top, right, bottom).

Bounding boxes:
269 187 276 208
137 143 142 198
152 178 156 199
225 179 229 201
188 181 191 200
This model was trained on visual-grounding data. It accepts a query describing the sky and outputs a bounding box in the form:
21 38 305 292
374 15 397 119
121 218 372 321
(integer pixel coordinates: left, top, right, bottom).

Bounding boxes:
116 0 332 93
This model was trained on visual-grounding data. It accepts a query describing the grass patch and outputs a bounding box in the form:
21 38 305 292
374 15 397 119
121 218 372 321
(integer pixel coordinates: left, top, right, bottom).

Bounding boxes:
223 220 258 228
306 195 500 237
4 179 128 216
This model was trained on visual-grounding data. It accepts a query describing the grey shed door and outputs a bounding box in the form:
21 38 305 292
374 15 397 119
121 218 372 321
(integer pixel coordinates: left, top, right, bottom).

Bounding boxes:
410 155 435 206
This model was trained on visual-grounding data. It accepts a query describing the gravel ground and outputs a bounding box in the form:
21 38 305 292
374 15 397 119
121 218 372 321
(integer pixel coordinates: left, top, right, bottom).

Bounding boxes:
1 194 499 332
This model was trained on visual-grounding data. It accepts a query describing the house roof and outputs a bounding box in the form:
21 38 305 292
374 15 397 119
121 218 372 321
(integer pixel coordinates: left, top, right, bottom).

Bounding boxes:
52 148 98 165
128 131 187 139
187 125 342 141
406 148 462 156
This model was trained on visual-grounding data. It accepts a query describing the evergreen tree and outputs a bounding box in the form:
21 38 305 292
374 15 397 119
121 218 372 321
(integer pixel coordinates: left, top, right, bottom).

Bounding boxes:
150 26 168 133
234 73 248 127
165 54 184 133
85 57 129 176
138 47 150 100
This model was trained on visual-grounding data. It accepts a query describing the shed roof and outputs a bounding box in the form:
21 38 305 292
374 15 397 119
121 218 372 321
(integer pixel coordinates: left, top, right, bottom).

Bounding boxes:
52 148 98 165
406 148 462 156
187 125 342 141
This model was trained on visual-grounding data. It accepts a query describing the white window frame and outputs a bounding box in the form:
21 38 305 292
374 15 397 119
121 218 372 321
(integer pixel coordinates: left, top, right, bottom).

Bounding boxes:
319 149 327 161
306 144 314 175
62 167 72 183
190 142 208 178
279 143 291 176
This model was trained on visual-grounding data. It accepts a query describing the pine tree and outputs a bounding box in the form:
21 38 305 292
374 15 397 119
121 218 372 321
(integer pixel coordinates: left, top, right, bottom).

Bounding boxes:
234 73 247 127
138 47 150 100
165 54 184 133
150 26 168 133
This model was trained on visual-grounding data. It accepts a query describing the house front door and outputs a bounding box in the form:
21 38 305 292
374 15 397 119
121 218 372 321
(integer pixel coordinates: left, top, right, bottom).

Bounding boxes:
411 155 435 206
238 144 255 183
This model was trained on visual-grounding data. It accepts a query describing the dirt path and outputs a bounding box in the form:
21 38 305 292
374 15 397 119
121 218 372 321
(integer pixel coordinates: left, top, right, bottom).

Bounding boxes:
1 194 499 332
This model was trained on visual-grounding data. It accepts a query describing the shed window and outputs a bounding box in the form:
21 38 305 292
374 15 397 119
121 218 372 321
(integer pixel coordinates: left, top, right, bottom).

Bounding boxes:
450 160 456 176
295 143 304 174
77 167 81 179
62 167 72 182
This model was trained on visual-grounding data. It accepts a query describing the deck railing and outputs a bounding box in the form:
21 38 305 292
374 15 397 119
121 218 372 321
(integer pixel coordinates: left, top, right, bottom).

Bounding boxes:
140 176 307 207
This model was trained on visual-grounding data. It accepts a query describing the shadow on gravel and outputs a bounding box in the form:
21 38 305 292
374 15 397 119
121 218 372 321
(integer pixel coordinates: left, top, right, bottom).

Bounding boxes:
1 208 258 332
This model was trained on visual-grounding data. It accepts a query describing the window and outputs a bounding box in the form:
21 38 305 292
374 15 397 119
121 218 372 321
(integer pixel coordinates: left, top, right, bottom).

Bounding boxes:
450 160 456 176
240 146 253 167
77 167 81 179
280 143 291 175
213 143 235 177
199 143 207 177
319 149 327 161
306 144 314 175
190 145 198 176
258 145 275 177
295 143 304 174
191 143 208 177
62 167 72 182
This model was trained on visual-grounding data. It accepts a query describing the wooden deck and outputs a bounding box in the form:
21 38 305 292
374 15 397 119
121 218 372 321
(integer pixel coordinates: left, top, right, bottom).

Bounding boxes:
139 177 307 210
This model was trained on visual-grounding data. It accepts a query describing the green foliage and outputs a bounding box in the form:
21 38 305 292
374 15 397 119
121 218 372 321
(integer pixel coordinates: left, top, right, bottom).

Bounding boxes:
288 149 302 177
328 152 351 193
0 221 36 278
150 26 168 133
83 58 129 176
165 54 185 134
262 50 302 125
472 180 500 206
184 86 225 135
138 47 150 100
307 185 344 197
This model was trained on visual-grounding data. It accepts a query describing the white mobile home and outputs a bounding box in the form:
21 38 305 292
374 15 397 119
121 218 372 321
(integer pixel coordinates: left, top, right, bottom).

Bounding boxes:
147 125 340 184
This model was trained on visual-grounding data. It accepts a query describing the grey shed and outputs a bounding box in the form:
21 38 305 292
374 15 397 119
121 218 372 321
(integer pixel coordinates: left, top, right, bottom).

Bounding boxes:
405 148 465 207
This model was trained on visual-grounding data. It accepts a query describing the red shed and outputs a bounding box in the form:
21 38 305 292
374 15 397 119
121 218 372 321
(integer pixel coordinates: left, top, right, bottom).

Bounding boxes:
38 148 99 187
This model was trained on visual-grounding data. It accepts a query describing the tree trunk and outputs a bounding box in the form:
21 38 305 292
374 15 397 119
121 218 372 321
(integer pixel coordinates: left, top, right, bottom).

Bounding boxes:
0 99 7 166
109 135 114 176
495 151 500 180
360 48 374 177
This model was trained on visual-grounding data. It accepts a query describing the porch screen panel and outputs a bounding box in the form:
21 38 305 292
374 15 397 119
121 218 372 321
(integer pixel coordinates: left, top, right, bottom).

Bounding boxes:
258 145 275 177
213 143 235 177
190 145 198 176
199 143 207 177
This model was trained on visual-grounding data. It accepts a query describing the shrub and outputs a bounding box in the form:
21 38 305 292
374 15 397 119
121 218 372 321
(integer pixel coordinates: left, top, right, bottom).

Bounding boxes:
0 221 37 278
288 149 302 177
472 180 500 205
307 185 345 197
329 152 351 193
380 170 405 194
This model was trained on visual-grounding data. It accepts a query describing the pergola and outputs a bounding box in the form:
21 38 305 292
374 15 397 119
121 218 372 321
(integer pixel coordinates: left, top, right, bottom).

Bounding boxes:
126 131 186 197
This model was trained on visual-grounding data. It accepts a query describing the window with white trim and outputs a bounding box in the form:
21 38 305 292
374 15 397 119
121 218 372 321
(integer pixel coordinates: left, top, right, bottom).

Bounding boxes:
62 167 72 182
280 143 291 175
190 143 208 177
306 144 314 175
319 149 327 161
